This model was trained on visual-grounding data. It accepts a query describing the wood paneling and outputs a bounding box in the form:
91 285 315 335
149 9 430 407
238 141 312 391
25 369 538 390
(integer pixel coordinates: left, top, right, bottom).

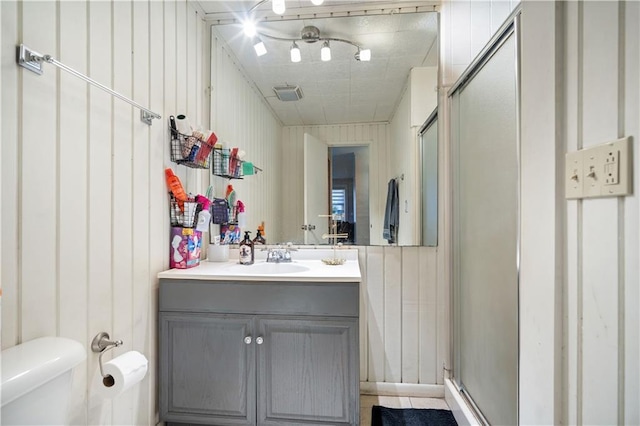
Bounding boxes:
209 30 282 241
1 1 207 423
358 246 440 386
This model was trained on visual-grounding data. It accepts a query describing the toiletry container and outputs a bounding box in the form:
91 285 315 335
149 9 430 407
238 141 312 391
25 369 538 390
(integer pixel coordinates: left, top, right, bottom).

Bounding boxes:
165 168 187 202
239 231 254 265
253 228 266 245
1 336 86 425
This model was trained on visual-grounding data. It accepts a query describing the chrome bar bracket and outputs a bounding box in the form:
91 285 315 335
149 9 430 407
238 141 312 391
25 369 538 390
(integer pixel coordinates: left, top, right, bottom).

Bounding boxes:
140 110 154 125
17 44 43 75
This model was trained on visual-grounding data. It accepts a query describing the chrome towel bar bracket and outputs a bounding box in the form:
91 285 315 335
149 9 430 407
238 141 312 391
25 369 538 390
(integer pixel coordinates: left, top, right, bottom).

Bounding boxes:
17 44 162 125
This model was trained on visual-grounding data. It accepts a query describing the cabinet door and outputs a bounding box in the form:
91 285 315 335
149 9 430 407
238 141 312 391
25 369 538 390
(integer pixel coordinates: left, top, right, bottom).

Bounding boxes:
159 313 256 426
257 317 359 425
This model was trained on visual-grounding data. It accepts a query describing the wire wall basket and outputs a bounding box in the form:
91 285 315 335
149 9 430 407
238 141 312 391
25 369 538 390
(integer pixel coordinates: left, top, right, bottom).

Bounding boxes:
170 199 200 228
170 129 214 169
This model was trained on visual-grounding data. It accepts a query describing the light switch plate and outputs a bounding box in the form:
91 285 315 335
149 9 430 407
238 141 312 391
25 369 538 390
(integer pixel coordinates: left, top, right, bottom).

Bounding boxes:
565 136 632 199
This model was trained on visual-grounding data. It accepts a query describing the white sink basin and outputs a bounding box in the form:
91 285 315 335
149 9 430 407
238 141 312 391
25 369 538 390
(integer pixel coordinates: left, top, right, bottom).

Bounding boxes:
224 262 311 275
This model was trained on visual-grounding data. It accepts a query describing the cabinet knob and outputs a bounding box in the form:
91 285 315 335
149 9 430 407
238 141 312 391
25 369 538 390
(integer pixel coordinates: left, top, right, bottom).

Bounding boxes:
256 336 264 345
244 336 252 345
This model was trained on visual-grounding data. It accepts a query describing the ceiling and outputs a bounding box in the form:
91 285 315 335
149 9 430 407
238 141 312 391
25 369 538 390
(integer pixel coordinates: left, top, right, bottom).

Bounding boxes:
196 1 439 126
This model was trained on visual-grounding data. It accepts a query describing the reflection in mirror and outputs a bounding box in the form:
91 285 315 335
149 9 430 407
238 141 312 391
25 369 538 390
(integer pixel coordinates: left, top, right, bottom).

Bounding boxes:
210 8 438 246
420 109 438 246
331 146 370 245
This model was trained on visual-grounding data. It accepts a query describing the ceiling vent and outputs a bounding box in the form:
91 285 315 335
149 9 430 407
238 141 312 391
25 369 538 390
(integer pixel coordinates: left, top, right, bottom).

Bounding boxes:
273 85 304 102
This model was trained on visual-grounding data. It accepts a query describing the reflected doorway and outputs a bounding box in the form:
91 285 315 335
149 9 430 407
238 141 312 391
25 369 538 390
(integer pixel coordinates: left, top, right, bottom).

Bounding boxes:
330 146 370 245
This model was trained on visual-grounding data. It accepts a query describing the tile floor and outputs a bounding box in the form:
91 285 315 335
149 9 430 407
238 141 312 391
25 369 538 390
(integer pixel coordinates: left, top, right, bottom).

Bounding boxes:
360 395 450 425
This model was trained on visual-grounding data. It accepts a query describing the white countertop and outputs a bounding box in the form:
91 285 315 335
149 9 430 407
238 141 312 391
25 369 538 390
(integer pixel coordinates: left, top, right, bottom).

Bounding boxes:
158 248 361 282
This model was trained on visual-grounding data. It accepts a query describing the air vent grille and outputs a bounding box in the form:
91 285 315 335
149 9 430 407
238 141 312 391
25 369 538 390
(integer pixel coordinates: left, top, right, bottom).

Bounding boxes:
273 85 304 102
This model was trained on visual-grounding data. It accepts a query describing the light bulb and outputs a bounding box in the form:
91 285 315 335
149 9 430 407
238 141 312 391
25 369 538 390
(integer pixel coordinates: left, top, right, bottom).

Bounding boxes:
243 20 257 37
253 39 267 57
272 0 286 15
321 41 331 61
358 49 371 61
290 42 301 63
310 0 324 5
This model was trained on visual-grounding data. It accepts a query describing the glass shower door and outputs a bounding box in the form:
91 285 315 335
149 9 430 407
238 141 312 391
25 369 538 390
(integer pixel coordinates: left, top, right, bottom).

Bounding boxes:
451 19 519 426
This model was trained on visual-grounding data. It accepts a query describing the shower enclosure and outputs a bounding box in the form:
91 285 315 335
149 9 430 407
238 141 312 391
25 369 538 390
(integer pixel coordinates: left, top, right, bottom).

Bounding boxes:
450 10 521 425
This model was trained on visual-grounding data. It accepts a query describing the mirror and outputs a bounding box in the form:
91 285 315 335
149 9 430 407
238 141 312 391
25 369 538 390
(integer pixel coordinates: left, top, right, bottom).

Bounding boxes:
420 109 438 247
209 7 438 246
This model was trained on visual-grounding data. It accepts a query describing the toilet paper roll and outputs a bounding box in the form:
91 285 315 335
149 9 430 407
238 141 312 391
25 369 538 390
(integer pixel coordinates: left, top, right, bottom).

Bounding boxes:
97 351 148 399
175 114 192 135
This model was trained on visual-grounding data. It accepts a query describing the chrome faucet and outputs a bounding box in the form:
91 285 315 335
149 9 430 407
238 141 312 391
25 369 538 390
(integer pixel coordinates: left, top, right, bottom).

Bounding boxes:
265 244 297 263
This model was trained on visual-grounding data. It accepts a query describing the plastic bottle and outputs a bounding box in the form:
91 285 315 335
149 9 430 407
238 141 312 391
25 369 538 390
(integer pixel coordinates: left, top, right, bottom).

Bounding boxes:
239 231 254 265
236 200 247 228
253 228 266 245
165 168 188 202
195 195 211 232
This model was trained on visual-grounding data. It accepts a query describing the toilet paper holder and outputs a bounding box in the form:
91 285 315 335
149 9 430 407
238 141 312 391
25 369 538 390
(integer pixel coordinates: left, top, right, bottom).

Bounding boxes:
91 332 123 379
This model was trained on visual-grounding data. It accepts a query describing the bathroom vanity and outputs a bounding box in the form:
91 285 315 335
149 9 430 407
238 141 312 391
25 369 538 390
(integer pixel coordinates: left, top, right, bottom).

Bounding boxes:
158 250 361 426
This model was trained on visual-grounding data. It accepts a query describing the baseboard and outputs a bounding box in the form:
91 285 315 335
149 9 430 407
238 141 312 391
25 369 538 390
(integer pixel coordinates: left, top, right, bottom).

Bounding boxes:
444 379 481 426
360 382 444 398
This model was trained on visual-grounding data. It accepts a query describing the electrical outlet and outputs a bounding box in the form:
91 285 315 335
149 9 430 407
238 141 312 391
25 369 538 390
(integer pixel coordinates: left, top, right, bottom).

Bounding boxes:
604 149 619 185
598 137 631 196
565 151 583 199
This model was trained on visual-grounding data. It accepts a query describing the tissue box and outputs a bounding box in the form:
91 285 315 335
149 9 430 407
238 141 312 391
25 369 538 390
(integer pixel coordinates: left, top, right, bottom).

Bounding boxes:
170 227 202 269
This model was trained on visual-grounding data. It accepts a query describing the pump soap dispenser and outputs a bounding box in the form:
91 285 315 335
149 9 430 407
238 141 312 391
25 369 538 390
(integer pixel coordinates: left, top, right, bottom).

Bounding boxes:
239 231 254 265
253 228 266 245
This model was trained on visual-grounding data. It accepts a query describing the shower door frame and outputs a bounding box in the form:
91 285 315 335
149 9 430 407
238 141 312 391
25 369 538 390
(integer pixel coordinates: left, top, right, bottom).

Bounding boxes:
448 7 522 425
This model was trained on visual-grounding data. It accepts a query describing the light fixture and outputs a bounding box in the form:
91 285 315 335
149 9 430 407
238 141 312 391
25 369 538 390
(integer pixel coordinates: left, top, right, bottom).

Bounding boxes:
321 41 331 61
253 37 267 56
243 20 257 37
355 48 371 61
310 0 324 4
290 41 301 63
272 0 285 15
247 25 369 63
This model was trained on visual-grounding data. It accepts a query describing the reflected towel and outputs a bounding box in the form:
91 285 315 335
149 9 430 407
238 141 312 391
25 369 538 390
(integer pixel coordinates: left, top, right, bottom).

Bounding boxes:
383 178 399 244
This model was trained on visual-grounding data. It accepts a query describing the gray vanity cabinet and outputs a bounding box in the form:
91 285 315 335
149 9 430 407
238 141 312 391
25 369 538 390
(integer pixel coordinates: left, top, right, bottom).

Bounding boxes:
159 313 256 425
159 279 359 426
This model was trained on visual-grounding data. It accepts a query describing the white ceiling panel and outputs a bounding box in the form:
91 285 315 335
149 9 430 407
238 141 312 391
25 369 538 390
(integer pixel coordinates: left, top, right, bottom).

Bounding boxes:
205 1 438 126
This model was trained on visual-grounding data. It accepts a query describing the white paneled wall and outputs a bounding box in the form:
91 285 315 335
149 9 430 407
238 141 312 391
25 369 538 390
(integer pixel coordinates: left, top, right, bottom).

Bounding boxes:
358 246 443 391
561 2 639 424
441 0 519 87
388 85 414 246
1 1 207 424
209 29 282 241
281 123 388 245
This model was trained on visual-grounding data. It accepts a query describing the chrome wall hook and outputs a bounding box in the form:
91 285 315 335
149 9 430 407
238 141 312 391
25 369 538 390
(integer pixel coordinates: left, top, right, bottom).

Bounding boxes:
91 332 123 379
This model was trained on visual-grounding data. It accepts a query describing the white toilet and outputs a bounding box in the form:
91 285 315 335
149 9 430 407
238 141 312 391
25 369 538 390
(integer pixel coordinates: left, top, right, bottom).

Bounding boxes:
1 336 86 425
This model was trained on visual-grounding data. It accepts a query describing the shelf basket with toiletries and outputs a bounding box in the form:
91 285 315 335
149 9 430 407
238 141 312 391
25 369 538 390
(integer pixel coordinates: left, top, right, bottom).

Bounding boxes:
169 115 217 169
212 148 262 179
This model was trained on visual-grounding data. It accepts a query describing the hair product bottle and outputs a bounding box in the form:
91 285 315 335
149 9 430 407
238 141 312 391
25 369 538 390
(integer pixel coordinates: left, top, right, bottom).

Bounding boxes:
165 168 187 202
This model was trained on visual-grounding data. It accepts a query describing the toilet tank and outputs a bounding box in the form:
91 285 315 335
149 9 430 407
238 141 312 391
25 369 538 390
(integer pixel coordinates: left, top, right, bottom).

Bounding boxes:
1 336 86 425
